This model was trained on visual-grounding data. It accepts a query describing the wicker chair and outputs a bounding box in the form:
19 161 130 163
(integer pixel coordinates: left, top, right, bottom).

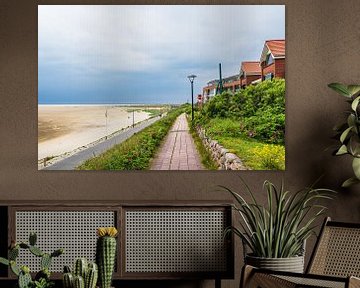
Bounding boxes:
241 217 360 288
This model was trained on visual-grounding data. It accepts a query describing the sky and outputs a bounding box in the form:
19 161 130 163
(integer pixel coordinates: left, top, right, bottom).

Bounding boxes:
38 5 285 104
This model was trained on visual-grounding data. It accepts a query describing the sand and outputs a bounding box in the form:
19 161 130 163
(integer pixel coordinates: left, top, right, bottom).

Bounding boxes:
38 105 154 160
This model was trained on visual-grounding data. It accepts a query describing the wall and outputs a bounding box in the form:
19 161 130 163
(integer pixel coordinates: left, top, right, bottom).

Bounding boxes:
275 58 286 79
1 1 360 288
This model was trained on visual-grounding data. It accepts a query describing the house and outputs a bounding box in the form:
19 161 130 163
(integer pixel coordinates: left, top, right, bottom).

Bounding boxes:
202 74 241 101
260 39 285 80
239 61 262 88
222 74 241 93
202 79 219 101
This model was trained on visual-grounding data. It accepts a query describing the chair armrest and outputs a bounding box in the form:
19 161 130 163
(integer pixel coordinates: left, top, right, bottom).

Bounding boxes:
240 265 296 288
349 276 360 288
241 265 349 288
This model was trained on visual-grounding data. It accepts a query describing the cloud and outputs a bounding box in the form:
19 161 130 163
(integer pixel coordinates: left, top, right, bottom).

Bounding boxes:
38 5 285 103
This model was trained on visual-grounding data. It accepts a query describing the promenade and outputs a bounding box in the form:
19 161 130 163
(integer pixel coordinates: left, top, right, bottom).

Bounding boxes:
151 113 204 170
42 116 162 170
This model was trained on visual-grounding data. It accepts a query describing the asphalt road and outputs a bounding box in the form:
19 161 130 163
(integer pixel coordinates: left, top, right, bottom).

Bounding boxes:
42 116 162 170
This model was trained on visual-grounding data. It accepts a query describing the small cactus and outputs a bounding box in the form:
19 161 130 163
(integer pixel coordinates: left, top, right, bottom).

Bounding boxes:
9 246 19 260
63 259 98 288
0 233 63 288
63 272 74 288
74 258 88 279
18 268 32 288
96 227 118 288
29 232 37 246
85 263 98 288
41 253 52 270
29 245 44 257
74 275 85 288
10 260 20 276
0 257 9 266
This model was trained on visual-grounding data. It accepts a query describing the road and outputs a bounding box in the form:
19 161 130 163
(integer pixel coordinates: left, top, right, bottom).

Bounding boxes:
42 116 162 170
151 113 204 170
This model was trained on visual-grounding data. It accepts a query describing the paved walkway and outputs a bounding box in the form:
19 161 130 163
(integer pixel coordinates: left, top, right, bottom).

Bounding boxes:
151 113 204 170
42 116 162 170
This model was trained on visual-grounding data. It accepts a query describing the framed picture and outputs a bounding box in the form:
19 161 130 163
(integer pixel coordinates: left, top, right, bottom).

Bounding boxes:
38 5 285 171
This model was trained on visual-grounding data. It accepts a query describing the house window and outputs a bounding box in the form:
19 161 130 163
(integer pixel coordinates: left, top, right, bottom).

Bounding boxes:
264 73 273 80
266 53 274 66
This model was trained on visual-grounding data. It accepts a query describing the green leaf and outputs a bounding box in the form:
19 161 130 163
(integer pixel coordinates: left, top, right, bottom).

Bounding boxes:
29 232 37 246
328 83 351 97
0 257 9 266
10 261 20 276
348 135 360 156
347 114 356 128
336 144 348 155
351 96 360 111
348 85 360 97
342 177 360 188
352 157 360 179
340 126 353 143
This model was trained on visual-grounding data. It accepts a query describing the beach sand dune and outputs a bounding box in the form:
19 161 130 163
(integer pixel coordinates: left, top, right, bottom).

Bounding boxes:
38 105 152 160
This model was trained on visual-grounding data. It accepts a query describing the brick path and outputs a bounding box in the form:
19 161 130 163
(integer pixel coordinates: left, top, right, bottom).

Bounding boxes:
151 113 204 170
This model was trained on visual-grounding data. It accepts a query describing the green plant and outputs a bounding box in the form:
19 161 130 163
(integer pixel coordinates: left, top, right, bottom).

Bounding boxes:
0 232 63 288
328 83 360 187
96 227 118 288
251 144 285 170
62 259 98 288
223 180 335 258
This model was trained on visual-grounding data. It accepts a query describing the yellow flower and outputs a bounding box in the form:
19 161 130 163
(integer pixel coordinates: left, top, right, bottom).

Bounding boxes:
97 227 118 237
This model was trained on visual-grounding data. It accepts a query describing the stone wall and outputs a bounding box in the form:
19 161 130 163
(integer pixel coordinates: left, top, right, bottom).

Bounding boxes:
196 127 248 170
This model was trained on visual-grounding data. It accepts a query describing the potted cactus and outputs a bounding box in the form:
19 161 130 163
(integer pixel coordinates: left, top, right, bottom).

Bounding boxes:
62 258 98 288
0 232 63 288
96 227 118 288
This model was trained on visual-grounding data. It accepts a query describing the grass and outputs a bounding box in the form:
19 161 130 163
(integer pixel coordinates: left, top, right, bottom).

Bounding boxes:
77 107 184 170
200 118 285 170
189 124 218 170
143 109 164 117
213 135 285 170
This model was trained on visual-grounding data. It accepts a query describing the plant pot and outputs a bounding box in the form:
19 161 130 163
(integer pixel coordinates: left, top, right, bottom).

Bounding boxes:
245 254 304 273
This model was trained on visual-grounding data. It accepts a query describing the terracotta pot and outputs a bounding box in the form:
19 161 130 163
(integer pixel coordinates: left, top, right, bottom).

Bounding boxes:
245 254 305 273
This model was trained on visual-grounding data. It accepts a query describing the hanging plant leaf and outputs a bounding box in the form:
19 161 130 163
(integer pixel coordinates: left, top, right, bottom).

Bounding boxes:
340 126 353 143
352 157 360 179
349 135 360 157
336 145 348 155
342 177 360 188
347 114 356 128
347 85 360 97
328 83 351 97
351 96 360 111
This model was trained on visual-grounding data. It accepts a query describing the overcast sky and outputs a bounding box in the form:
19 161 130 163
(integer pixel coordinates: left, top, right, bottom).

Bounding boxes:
38 5 285 104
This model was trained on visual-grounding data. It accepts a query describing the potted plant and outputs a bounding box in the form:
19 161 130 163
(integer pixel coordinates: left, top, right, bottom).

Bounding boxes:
328 83 360 187
0 232 63 288
223 180 334 273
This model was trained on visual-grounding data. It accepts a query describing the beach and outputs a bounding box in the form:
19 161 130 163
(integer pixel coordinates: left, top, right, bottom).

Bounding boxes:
38 105 156 160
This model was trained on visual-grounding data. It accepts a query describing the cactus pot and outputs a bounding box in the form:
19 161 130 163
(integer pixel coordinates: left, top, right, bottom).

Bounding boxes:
245 254 305 273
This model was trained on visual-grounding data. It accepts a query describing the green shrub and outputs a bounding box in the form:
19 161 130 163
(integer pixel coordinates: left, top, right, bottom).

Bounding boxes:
204 118 242 138
197 78 285 144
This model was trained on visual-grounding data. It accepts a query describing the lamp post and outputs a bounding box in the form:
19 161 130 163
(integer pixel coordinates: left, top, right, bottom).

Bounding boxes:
187 74 197 122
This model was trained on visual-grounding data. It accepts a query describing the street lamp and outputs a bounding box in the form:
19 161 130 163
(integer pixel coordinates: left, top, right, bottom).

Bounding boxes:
187 74 197 122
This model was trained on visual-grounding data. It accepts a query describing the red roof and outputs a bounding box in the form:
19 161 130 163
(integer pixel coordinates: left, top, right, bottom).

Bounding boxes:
241 61 261 75
265 40 285 57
